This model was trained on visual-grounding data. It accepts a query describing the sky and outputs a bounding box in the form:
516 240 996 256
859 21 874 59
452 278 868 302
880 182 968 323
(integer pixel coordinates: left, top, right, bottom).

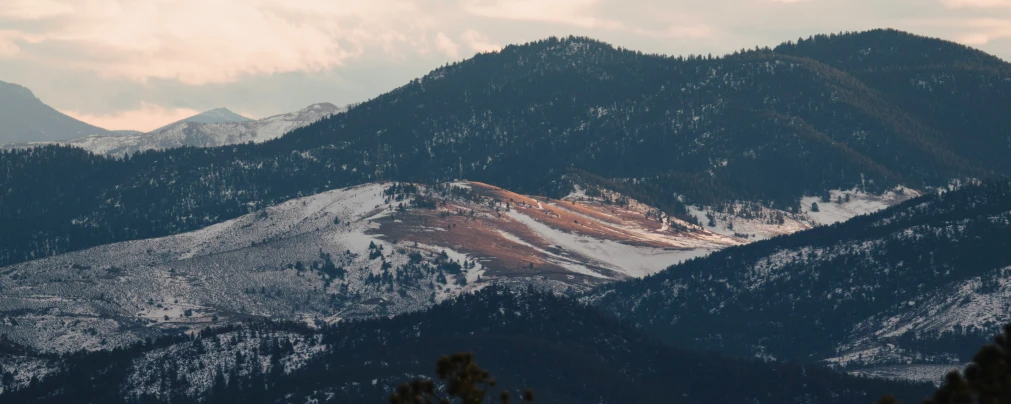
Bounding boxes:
1 0 1010 132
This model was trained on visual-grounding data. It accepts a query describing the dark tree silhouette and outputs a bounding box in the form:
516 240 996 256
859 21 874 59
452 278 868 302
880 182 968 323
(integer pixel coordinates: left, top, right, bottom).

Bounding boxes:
879 323 1011 404
390 352 533 404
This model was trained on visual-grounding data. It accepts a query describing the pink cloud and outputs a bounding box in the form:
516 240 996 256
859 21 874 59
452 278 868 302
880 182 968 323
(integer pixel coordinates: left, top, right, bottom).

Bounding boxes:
461 29 502 53
462 0 624 30
0 0 74 20
941 0 1011 8
955 19 1011 44
435 32 461 59
0 33 21 58
1 0 443 85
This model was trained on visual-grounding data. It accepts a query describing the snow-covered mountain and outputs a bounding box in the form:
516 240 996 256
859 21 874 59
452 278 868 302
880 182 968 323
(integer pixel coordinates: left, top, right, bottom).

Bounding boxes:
51 103 344 156
0 80 113 143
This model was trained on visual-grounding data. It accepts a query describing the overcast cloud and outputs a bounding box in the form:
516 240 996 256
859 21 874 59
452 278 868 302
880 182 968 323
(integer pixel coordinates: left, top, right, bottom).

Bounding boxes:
1 0 1009 131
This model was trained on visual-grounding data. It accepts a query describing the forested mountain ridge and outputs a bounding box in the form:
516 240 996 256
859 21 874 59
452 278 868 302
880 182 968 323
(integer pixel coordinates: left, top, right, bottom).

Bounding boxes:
2 29 1009 267
0 287 932 403
775 29 1011 176
587 179 1011 373
774 29 1008 71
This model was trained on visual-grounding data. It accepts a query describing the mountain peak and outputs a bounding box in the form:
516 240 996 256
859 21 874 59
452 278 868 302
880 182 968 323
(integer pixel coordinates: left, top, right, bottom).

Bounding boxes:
149 107 252 133
513 35 619 56
191 107 252 123
304 102 338 110
295 102 344 116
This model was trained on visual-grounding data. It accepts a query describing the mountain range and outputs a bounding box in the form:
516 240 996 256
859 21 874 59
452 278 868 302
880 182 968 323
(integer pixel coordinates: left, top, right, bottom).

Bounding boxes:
1 28 1010 403
2 29 1009 270
52 103 343 156
0 88 344 156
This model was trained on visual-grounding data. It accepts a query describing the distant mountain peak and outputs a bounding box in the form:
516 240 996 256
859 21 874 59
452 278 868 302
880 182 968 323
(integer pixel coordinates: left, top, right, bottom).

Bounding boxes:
188 107 252 123
32 102 346 155
291 102 343 117
305 102 338 110
150 107 252 133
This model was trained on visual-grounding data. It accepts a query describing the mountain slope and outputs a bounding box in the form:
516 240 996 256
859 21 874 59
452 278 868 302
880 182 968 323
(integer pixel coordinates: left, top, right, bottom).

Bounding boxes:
0 81 113 143
587 179 1011 375
1 30 1008 268
0 288 932 404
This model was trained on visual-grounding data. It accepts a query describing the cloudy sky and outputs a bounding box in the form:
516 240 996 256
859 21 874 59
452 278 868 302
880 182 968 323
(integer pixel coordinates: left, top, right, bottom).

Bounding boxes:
1 0 1010 131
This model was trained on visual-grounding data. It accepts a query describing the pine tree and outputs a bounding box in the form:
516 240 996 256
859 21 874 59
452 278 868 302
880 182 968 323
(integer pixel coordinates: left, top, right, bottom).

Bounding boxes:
879 323 1011 404
390 353 533 404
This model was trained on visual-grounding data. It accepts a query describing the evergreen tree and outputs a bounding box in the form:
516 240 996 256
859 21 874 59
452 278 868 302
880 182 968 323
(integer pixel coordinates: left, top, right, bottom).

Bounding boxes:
390 352 533 404
878 324 1011 404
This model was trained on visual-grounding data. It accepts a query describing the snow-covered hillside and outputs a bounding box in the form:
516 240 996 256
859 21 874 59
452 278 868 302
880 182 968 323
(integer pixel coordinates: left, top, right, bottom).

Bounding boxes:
0 183 460 352
689 186 921 241
0 354 58 394
0 181 738 353
800 187 921 226
123 329 325 399
6 103 344 156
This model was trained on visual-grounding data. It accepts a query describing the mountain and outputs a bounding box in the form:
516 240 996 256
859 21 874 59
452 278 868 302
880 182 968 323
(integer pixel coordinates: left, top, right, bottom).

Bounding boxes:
1 29 1009 268
0 288 932 403
587 179 1011 380
0 81 113 143
151 108 252 133
5 103 343 156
